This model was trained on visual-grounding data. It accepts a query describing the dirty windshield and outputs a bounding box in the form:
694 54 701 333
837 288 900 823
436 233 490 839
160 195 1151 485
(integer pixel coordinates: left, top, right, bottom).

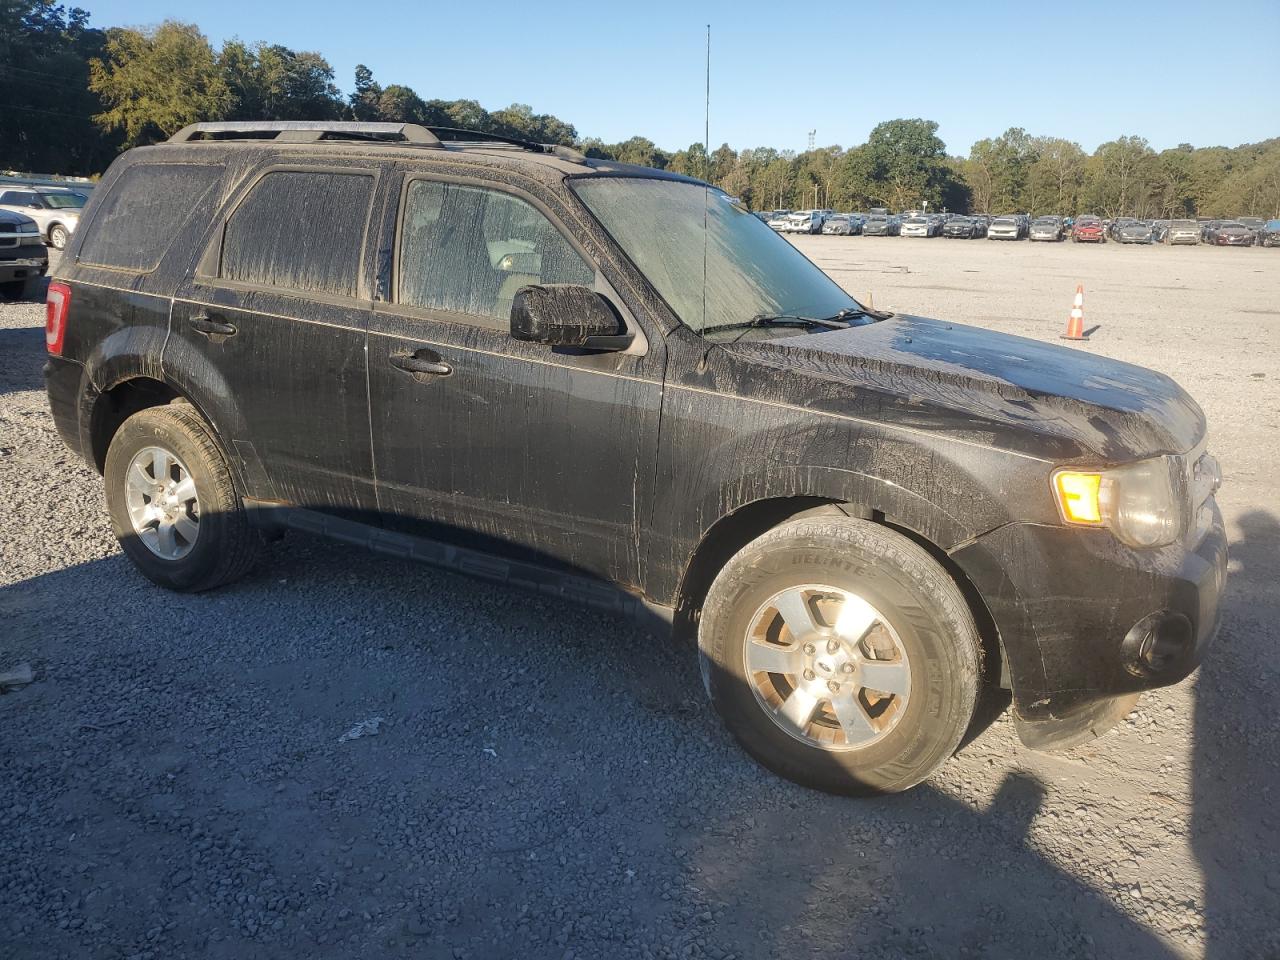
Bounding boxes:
572 177 862 338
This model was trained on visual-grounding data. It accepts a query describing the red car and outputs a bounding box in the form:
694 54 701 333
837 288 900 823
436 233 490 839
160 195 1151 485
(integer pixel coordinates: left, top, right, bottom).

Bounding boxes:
1071 216 1106 243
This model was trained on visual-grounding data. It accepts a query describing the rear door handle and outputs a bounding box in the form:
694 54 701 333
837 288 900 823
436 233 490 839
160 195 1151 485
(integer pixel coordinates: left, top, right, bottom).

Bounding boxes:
188 314 238 338
390 350 452 378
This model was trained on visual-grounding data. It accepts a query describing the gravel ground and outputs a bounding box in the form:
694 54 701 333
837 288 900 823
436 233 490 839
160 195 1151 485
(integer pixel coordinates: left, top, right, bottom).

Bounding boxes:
2 241 1277 960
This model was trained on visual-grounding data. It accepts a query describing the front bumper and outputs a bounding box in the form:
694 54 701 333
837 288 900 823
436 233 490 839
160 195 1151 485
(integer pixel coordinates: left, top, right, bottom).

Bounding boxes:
1168 234 1199 244
951 502 1227 749
0 254 48 283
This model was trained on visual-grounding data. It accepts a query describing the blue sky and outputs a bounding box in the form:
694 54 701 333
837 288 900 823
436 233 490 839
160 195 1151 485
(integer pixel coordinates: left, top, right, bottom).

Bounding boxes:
84 0 1279 155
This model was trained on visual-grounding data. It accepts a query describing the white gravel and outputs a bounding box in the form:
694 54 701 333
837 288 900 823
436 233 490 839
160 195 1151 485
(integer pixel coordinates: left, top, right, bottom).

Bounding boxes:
2 241 1277 959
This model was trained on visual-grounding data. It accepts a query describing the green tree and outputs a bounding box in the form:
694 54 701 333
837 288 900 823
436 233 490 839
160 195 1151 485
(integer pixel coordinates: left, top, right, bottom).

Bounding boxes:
1026 137 1086 214
1086 136 1157 217
863 119 954 211
90 21 231 146
0 0 117 173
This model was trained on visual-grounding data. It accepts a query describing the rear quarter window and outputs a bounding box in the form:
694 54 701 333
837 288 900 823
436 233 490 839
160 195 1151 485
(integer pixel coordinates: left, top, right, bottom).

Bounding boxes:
219 170 374 298
78 164 222 272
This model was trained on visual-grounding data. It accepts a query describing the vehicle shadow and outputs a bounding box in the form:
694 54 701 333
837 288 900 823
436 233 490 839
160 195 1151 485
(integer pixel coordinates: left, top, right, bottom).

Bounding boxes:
1 518 1188 959
1193 508 1280 959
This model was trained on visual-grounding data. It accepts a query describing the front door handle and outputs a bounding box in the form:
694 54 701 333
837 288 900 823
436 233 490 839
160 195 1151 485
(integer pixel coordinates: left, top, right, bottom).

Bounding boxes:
390 350 452 378
188 314 238 339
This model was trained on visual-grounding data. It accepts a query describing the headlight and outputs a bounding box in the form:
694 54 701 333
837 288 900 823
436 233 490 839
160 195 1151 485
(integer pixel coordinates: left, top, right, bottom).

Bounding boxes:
19 222 38 234
1052 457 1185 548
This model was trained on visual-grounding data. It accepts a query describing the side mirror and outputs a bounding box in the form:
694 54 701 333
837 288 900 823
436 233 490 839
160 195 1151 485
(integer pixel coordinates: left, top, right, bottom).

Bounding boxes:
510 284 633 352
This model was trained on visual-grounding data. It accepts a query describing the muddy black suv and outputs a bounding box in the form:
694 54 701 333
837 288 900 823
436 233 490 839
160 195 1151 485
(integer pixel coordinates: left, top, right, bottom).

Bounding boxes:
43 121 1227 795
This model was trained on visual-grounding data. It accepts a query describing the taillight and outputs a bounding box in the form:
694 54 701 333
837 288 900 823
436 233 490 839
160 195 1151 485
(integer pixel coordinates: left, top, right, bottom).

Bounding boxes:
46 281 71 355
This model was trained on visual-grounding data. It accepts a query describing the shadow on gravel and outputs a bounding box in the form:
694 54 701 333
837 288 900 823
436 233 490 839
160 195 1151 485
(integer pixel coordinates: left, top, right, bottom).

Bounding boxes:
1 526 1189 960
1193 509 1280 959
0 323 47 396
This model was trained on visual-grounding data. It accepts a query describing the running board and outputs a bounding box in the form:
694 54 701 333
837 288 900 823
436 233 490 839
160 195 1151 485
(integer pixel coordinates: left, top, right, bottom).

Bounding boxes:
243 500 673 633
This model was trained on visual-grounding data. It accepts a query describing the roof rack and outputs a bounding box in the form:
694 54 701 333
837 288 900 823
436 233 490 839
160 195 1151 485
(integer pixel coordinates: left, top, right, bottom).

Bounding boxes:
168 121 442 146
166 120 588 163
427 127 586 162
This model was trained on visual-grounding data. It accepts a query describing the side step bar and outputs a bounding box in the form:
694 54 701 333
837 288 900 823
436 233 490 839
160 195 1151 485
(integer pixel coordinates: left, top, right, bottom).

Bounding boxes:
244 500 674 633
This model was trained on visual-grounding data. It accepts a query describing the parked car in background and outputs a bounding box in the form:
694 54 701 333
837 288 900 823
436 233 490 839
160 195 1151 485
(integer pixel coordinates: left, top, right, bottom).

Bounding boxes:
821 214 860 236
1072 215 1106 242
785 210 825 234
900 216 937 238
0 208 48 298
1209 222 1254 246
1117 220 1155 244
1164 220 1201 245
987 216 1024 240
1237 216 1265 240
862 213 899 236
1107 217 1136 241
44 119 1228 797
0 187 87 250
1257 219 1280 247
767 211 790 232
1200 220 1224 242
1029 216 1065 241
943 216 980 238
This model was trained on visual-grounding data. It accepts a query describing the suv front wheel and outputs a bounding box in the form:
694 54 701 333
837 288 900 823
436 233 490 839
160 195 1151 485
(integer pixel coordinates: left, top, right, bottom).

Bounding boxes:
699 515 982 795
104 404 258 591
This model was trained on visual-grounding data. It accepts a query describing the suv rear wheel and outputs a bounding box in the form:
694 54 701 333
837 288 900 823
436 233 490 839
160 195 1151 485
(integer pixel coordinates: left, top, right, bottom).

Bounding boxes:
698 515 981 795
48 224 69 250
104 404 258 591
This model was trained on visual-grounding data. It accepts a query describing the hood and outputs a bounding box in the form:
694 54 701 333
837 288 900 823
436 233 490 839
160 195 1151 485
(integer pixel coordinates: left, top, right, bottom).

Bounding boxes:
0 210 36 228
740 314 1205 462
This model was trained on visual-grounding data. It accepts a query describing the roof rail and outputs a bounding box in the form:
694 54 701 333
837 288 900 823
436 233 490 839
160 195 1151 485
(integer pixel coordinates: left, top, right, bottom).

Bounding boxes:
168 121 442 146
426 127 587 163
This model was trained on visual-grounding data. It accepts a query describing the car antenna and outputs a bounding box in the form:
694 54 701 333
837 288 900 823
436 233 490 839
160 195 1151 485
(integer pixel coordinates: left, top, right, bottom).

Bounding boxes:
701 24 711 340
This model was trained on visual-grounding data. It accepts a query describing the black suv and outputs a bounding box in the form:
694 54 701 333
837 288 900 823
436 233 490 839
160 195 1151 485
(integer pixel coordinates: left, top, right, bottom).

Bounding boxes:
43 121 1227 795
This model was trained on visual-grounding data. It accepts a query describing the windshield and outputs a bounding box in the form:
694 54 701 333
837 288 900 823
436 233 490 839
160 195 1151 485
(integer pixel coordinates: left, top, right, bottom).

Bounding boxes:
41 193 86 209
1033 217 1056 224
574 177 858 336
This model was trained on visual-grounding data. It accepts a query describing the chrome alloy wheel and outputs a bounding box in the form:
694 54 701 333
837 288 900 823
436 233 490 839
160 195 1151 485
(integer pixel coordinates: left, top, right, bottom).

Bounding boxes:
744 584 911 750
124 446 200 560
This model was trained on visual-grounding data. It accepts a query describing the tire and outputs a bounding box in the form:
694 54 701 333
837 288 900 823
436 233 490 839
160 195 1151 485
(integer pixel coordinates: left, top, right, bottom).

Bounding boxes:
49 224 69 250
104 403 259 592
698 516 982 796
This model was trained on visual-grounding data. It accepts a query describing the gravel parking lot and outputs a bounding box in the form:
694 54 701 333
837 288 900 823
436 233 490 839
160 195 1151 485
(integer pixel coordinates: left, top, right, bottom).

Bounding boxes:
2 242 1277 960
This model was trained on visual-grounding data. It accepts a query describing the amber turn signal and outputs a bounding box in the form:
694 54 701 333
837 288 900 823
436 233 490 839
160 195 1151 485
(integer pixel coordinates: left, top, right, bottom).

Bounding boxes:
1053 471 1103 525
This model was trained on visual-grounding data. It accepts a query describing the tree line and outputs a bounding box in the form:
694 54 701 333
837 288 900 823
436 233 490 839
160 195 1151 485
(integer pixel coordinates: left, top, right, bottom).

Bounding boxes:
3 3 1277 218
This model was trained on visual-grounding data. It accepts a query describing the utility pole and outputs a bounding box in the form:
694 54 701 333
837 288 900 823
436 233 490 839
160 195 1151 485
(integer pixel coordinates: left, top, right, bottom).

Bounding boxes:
807 129 816 151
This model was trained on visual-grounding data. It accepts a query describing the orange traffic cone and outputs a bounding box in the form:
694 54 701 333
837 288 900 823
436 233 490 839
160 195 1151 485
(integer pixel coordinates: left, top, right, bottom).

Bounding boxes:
1061 284 1088 341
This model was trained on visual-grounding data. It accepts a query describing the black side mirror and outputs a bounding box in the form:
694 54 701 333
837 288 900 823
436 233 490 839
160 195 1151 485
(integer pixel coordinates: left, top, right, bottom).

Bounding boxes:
510 284 633 352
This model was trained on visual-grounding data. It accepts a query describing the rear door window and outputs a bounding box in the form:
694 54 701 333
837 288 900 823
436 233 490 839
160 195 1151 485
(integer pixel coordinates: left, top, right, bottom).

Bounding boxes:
79 164 222 271
220 170 374 299
396 179 594 329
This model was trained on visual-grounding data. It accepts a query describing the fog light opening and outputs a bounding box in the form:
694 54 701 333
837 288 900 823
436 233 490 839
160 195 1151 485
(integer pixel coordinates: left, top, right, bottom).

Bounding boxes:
1121 611 1194 678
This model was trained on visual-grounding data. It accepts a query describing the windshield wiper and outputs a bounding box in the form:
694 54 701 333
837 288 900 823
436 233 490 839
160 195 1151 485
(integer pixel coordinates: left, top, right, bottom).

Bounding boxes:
716 307 890 344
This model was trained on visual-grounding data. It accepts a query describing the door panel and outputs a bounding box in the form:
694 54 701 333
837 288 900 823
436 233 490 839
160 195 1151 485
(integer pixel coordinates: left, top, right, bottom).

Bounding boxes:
168 287 375 512
165 165 382 515
368 311 660 585
366 172 664 588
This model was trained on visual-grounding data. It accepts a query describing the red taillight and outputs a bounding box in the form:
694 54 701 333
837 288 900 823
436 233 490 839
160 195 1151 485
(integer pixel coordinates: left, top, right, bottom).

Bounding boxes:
46 281 71 355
